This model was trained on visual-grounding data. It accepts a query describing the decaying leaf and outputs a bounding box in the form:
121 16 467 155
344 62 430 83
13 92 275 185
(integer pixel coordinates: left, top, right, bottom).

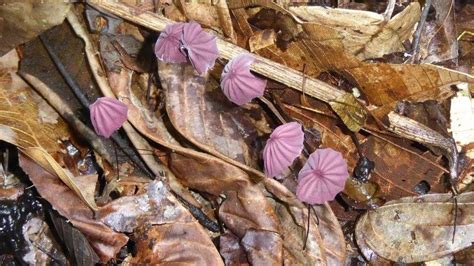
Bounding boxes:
0 0 71 56
98 181 224 265
19 155 128 263
359 136 447 201
249 29 276 52
329 92 367 132
49 211 100 266
355 192 474 263
417 0 458 63
160 61 270 175
290 2 420 59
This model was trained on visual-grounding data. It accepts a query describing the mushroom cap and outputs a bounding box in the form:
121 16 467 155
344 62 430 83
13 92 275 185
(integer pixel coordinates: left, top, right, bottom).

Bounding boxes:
89 97 128 138
180 21 219 74
220 54 267 105
263 122 304 177
296 148 349 204
154 23 187 64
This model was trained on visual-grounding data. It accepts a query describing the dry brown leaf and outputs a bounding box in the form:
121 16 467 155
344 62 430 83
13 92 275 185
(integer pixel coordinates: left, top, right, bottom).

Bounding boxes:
0 0 70 55
249 29 276 52
130 222 223 265
160 61 269 174
355 192 474 263
0 50 97 210
19 155 128 263
98 181 223 265
360 136 447 201
290 2 420 59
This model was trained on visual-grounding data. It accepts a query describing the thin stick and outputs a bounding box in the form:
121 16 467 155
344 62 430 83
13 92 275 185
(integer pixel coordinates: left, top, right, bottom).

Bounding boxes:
39 35 154 178
410 0 432 63
19 73 114 164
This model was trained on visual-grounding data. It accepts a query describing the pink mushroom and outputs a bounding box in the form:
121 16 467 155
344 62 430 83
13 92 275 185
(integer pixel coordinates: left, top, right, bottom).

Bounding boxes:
220 54 267 105
263 122 304 177
296 148 349 204
89 97 128 138
154 23 187 64
180 21 219 74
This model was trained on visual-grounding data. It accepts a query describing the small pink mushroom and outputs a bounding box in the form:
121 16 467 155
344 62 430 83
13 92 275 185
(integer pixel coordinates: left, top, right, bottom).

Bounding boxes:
220 54 267 105
154 23 187 64
263 122 304 177
89 97 128 138
296 148 349 204
180 21 219 74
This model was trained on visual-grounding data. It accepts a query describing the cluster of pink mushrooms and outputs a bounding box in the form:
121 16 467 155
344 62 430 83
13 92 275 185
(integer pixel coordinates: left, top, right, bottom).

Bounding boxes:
88 21 349 205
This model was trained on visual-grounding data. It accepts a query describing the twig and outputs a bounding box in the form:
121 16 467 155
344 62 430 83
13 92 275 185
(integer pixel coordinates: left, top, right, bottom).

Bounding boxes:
39 34 154 178
410 0 432 63
387 112 458 180
174 193 220 232
19 73 114 164
88 1 345 104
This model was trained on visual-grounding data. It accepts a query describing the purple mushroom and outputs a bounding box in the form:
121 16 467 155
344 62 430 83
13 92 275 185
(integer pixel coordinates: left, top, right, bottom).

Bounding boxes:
180 21 219 74
89 97 128 138
296 148 349 204
154 23 187 64
263 122 305 177
220 54 267 105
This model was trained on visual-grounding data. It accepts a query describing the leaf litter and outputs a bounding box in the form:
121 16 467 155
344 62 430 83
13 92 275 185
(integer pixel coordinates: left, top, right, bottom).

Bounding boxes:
0 0 474 264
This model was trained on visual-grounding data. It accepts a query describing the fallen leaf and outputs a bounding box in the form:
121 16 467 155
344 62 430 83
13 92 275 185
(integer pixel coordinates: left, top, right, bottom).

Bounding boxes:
249 29 276 52
0 0 70 55
328 92 367 132
219 232 249 265
290 2 420 59
417 0 458 63
360 135 447 201
355 192 474 263
98 181 224 265
19 155 128 263
131 222 223 265
49 210 100 266
0 50 97 210
160 61 269 174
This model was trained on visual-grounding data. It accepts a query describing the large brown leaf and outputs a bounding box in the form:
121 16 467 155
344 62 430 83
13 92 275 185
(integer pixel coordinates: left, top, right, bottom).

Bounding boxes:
355 192 474 263
289 2 420 60
19 155 128 263
97 181 223 265
159 61 269 176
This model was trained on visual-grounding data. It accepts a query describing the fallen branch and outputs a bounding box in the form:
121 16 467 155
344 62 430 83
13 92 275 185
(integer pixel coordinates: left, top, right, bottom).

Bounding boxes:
88 1 344 103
